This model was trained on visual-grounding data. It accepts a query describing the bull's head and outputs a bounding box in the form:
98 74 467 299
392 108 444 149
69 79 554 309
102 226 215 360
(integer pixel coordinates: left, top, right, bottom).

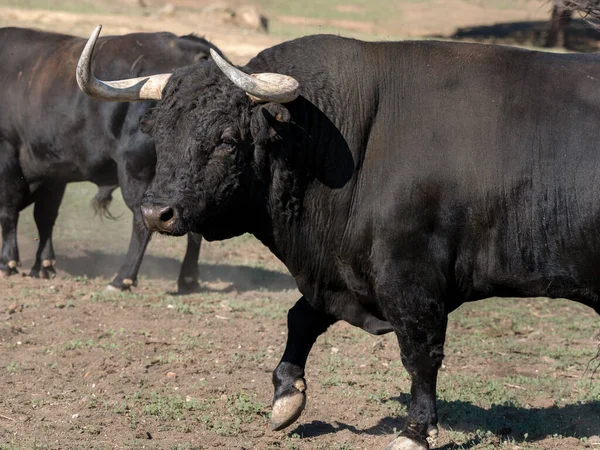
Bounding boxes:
77 25 301 240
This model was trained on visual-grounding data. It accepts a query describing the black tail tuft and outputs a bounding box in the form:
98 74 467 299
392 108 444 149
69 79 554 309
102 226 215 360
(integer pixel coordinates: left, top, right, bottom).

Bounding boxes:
91 185 121 220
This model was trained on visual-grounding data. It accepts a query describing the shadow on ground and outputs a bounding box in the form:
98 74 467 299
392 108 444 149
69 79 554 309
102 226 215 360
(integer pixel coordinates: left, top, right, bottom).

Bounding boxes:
289 393 600 447
55 250 295 292
439 19 600 52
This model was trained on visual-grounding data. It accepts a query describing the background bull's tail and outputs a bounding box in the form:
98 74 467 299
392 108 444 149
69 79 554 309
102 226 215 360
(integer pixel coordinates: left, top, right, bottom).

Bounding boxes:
91 185 120 220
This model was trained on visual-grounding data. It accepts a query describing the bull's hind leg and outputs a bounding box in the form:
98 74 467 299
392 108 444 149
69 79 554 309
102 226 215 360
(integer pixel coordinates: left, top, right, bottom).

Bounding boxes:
379 284 447 450
176 232 202 294
271 296 337 430
29 182 66 279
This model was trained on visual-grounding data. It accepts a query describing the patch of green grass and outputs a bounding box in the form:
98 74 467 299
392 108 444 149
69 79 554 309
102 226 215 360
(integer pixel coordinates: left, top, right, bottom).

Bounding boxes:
62 338 120 351
55 299 74 309
227 297 289 320
258 0 419 41
142 392 205 421
157 296 196 315
260 0 405 23
6 362 20 373
0 0 138 14
227 391 267 421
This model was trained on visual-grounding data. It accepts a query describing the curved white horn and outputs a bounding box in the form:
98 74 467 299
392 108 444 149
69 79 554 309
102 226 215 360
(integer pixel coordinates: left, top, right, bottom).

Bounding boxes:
209 48 299 103
77 25 172 102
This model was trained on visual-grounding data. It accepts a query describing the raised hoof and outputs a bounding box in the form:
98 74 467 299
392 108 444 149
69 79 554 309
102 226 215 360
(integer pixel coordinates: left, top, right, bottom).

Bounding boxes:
384 436 429 450
270 390 306 431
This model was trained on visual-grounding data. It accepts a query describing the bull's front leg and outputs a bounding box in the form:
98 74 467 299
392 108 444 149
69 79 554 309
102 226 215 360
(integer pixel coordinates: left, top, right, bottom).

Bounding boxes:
271 296 337 430
382 285 447 450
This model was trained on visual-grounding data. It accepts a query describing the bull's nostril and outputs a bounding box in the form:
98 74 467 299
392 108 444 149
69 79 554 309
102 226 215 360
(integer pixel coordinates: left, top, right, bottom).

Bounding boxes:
160 207 175 223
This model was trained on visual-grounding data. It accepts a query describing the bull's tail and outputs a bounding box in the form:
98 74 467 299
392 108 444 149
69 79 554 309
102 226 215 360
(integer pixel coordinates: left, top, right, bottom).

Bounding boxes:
91 185 120 220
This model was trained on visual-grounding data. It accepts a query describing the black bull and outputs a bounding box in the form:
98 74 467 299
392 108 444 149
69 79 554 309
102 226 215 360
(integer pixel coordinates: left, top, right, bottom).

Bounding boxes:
0 27 219 291
82 31 600 449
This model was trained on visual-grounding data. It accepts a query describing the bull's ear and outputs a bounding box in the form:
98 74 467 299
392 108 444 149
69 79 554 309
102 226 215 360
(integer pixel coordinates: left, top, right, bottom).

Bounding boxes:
140 107 158 135
250 103 291 145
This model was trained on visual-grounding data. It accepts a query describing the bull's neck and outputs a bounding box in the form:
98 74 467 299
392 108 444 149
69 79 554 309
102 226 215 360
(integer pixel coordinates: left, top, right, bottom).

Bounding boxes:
253 100 362 282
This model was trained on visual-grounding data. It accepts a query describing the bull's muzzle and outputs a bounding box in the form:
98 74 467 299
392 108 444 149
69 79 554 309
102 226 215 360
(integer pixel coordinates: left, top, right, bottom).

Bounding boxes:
141 204 178 234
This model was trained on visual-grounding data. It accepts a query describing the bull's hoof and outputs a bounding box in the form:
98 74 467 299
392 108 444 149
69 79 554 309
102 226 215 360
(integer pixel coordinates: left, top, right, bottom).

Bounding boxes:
271 379 307 431
1 261 19 277
426 425 438 446
108 277 135 292
42 266 57 279
30 260 56 279
177 276 201 295
384 436 429 450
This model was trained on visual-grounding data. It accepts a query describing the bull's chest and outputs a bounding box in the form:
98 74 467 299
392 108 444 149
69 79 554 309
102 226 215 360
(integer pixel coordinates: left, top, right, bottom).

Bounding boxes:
293 260 390 335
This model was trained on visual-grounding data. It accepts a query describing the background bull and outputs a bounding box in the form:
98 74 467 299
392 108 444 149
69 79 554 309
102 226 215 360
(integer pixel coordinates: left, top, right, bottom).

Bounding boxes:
0 27 219 292
546 0 600 47
80 26 600 450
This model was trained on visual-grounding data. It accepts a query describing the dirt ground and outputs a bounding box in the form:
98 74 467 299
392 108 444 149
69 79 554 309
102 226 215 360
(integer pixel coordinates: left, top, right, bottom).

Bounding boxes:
1 0 600 449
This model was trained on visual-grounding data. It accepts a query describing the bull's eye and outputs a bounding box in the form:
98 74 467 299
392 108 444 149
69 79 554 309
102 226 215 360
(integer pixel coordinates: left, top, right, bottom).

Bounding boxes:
222 136 237 146
221 127 237 146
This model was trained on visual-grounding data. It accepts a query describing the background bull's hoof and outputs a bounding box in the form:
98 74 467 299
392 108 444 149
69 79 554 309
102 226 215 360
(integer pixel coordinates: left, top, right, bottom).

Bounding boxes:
177 276 202 295
384 435 429 450
270 388 306 431
29 266 56 279
30 260 57 279
0 261 19 277
108 277 136 291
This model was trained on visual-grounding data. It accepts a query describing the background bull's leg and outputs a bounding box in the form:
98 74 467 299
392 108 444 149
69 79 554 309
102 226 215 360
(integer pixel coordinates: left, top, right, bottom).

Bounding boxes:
382 285 447 450
29 182 66 279
176 232 202 294
545 3 573 48
271 296 337 431
110 205 151 291
0 141 26 276
109 166 152 291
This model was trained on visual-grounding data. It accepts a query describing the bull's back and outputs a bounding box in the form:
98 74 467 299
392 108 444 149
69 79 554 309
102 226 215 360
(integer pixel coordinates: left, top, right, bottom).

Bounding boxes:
0 28 74 137
360 41 600 303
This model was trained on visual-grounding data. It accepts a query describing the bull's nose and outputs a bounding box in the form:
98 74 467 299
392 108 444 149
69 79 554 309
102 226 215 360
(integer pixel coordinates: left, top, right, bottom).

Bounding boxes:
141 204 177 233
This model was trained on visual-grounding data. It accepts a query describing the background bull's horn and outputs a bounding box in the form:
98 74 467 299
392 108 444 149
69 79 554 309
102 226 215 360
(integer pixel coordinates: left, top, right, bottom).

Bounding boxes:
209 48 299 103
77 25 172 102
